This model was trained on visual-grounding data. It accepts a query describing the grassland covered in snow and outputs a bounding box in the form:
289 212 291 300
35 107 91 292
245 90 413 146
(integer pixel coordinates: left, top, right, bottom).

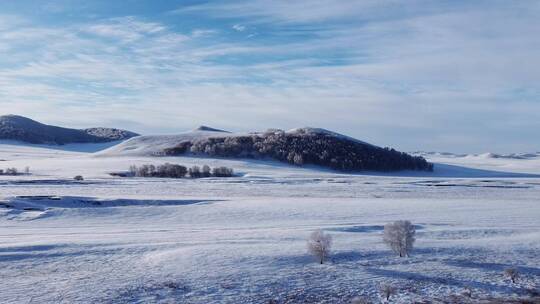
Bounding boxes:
0 141 539 303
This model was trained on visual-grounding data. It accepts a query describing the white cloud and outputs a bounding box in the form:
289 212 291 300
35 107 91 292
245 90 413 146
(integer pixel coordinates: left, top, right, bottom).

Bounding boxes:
175 0 386 24
191 29 218 38
83 16 166 43
232 24 246 32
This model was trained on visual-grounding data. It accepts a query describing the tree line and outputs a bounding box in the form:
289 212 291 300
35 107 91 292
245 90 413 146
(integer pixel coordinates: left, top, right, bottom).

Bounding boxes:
128 163 234 178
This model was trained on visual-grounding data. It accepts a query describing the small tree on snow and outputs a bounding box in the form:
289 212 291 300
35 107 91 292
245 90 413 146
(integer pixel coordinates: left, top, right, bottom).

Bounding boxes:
379 283 397 301
383 220 415 257
202 165 211 177
307 229 332 264
189 165 201 178
462 285 473 298
504 268 519 283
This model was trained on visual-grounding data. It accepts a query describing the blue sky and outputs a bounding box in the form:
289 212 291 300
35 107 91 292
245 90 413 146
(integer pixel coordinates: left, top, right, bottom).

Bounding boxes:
1 0 539 153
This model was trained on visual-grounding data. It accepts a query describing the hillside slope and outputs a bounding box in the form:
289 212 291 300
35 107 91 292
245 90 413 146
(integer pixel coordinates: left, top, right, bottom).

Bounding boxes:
97 127 232 156
0 115 138 144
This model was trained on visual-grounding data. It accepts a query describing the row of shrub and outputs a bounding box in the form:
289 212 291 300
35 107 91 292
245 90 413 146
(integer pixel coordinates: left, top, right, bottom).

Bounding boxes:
0 167 30 176
128 163 234 178
163 129 433 172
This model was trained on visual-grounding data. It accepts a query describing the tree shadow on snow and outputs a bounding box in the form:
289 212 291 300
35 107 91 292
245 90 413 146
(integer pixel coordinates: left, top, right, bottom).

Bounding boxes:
0 244 68 253
0 244 123 262
6 196 224 209
327 224 424 233
445 259 540 276
365 267 529 294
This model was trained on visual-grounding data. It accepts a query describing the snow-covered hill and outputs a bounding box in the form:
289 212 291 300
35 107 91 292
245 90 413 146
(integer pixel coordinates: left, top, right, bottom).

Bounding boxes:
99 127 375 157
99 126 433 173
0 114 138 144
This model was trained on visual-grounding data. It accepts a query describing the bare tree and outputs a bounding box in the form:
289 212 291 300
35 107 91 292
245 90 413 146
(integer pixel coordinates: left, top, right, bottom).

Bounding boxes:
383 220 416 257
504 268 519 283
307 229 332 264
379 283 397 301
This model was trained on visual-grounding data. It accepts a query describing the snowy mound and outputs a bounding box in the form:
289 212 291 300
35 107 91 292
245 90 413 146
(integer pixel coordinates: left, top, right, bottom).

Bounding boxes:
411 151 468 158
193 125 229 133
0 114 138 145
476 152 540 159
414 151 540 160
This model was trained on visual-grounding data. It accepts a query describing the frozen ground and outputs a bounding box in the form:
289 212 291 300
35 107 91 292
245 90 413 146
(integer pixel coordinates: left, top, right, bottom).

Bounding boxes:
0 142 539 303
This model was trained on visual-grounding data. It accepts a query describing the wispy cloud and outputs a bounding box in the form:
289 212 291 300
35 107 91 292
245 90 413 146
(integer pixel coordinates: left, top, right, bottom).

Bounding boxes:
83 16 166 43
232 24 246 32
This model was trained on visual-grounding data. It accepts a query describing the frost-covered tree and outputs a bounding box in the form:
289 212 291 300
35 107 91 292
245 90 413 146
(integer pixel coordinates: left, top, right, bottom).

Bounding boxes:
383 220 415 257
189 165 201 178
155 163 187 178
504 268 519 283
164 131 433 172
202 165 211 177
379 283 396 301
5 167 18 175
129 163 186 178
307 229 332 264
128 165 137 176
462 286 473 298
211 166 234 177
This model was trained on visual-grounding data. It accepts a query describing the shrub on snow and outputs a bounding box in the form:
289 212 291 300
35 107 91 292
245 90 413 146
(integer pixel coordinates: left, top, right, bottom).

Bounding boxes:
211 166 234 177
129 163 187 178
379 283 397 301
307 229 332 264
0 167 19 175
128 163 232 178
504 268 519 283
189 166 201 178
383 220 416 257
202 165 211 177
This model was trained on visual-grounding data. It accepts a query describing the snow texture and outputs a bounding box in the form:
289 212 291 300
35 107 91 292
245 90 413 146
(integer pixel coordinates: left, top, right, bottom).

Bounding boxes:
0 142 539 303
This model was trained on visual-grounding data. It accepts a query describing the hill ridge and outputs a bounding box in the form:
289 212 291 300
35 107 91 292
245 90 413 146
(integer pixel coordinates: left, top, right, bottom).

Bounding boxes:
0 115 139 145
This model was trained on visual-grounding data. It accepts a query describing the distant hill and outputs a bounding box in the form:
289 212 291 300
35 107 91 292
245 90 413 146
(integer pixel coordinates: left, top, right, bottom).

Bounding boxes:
100 126 432 172
0 115 139 145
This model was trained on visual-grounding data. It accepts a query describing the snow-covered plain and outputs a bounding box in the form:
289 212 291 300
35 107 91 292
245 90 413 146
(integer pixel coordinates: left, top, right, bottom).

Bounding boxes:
1 141 539 303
